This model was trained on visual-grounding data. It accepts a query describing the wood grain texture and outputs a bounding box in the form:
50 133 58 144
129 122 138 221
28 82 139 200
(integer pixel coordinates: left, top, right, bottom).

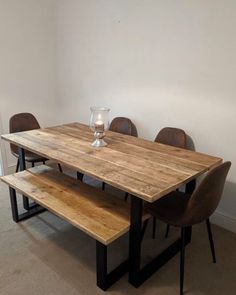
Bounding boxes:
1 165 150 245
1 123 222 202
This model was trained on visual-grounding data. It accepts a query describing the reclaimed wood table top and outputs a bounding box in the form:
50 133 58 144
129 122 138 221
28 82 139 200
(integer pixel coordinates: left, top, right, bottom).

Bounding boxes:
1 122 222 202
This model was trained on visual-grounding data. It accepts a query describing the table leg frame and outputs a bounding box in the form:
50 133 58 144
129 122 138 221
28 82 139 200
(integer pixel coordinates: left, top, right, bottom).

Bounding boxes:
9 187 45 222
96 241 129 290
128 195 192 288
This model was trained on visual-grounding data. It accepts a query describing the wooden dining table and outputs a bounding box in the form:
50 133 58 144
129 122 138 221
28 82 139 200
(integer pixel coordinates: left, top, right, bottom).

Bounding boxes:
1 122 222 288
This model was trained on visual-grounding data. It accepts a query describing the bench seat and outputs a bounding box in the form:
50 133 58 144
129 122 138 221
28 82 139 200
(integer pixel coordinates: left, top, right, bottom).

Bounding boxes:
1 165 149 245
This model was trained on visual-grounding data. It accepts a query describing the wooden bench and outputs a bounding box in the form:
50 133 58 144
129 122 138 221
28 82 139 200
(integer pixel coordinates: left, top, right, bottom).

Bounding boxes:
1 165 149 290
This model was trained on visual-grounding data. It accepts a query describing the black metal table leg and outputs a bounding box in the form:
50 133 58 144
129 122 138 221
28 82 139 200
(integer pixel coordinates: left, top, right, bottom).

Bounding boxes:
128 194 192 288
9 187 19 222
18 147 30 210
129 196 143 286
152 217 157 239
96 241 108 290
96 241 129 291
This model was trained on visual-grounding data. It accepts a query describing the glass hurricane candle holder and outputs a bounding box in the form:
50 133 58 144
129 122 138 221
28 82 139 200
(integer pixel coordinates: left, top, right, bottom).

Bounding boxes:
90 107 110 147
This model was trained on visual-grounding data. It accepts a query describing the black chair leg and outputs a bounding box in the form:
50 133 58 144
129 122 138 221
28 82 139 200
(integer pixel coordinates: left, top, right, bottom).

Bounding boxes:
165 224 170 238
77 172 84 181
124 192 129 201
152 217 156 239
206 218 216 263
58 163 63 173
15 159 20 173
31 162 35 167
102 182 105 191
180 227 186 295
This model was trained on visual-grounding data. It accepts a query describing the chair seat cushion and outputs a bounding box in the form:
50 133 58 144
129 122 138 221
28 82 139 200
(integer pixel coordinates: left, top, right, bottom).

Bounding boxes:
145 191 191 227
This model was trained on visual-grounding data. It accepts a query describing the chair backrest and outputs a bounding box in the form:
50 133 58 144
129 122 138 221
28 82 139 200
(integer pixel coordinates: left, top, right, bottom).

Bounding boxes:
9 113 40 155
109 117 138 137
155 127 187 149
184 161 231 225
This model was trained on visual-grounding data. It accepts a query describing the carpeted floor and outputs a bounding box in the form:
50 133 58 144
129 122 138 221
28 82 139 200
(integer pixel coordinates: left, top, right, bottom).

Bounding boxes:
0 172 236 295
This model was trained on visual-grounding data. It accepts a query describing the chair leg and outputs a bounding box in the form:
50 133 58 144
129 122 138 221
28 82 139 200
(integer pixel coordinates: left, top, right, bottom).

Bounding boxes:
43 161 46 165
180 227 186 295
31 162 35 167
102 182 105 191
165 224 170 238
124 192 129 201
58 163 63 173
152 217 156 239
15 159 20 173
206 218 216 263
77 172 84 181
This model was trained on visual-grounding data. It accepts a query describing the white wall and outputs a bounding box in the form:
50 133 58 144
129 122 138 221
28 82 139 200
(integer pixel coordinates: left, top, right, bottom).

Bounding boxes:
0 1 235 231
0 0 59 171
56 0 236 231
0 114 4 175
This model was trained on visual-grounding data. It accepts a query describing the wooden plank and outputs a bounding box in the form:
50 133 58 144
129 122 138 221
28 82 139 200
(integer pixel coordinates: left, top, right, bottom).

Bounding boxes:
64 123 221 168
1 131 168 201
1 166 149 245
1 123 222 202
43 126 207 174
43 123 221 177
0 130 194 201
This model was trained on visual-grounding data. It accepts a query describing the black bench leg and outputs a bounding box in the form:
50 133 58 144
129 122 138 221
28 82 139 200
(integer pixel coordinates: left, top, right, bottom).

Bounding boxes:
18 147 42 211
96 241 128 291
8 187 46 223
18 147 30 211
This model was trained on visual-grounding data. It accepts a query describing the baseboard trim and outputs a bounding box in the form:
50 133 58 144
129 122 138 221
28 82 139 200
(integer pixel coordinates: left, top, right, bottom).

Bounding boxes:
211 210 236 233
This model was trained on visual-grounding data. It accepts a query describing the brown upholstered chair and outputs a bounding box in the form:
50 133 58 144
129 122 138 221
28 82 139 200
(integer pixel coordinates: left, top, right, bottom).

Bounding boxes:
109 117 138 137
153 127 187 238
155 127 187 148
9 113 62 172
145 161 231 295
102 117 138 198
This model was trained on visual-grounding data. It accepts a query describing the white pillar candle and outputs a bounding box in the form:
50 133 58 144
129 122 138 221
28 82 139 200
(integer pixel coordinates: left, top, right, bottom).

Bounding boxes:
95 118 104 132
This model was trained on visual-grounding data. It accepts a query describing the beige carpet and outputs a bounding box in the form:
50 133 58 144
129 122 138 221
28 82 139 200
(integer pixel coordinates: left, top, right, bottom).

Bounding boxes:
0 173 236 295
